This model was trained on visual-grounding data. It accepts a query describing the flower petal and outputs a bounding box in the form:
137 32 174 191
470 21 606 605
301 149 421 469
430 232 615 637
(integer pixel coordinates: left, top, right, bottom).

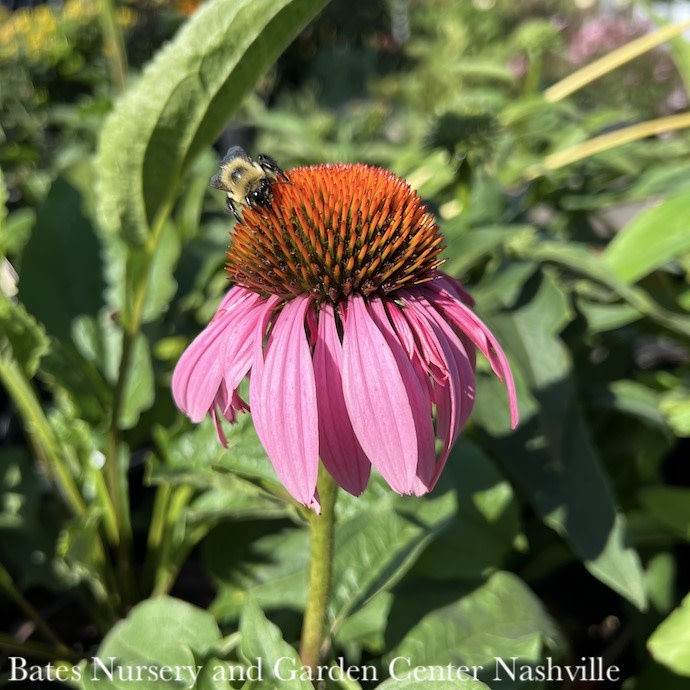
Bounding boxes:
369 299 436 494
172 287 262 422
423 278 519 429
342 295 428 495
401 291 477 488
314 303 371 496
250 296 320 510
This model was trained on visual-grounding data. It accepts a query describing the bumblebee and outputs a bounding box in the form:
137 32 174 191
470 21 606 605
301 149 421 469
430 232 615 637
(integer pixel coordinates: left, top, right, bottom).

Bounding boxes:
211 146 289 222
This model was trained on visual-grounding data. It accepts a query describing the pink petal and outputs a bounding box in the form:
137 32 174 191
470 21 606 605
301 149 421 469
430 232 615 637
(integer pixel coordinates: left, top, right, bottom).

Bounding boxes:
422 280 519 429
369 299 436 494
172 288 263 422
250 296 320 510
314 303 371 496
342 295 428 495
401 292 477 488
432 273 475 306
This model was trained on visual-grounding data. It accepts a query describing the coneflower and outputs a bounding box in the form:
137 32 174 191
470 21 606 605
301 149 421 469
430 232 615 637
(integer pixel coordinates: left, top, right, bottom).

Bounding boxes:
172 163 518 511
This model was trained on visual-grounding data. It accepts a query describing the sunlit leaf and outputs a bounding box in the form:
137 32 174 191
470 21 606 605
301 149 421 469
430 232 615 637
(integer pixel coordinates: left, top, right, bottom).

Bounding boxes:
602 193 690 283
79 597 221 690
648 590 690 677
384 571 563 688
96 0 329 246
240 598 313 689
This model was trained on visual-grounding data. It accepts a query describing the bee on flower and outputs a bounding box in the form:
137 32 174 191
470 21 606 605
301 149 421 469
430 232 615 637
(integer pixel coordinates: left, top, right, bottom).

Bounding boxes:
172 159 518 511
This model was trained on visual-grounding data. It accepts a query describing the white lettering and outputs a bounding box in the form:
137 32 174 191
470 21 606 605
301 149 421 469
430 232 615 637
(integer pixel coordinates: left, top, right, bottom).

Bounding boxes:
9 657 27 682
388 656 411 680
494 656 517 680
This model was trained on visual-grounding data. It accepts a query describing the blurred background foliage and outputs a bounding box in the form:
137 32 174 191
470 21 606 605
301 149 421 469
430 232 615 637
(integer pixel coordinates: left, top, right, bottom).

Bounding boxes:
1 0 690 688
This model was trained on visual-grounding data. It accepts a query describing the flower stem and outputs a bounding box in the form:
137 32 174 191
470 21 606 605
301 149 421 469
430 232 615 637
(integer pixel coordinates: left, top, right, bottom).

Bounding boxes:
299 465 338 672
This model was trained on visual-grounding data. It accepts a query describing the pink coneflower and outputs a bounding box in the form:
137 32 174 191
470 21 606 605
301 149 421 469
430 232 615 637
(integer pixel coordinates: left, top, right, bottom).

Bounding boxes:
172 163 518 511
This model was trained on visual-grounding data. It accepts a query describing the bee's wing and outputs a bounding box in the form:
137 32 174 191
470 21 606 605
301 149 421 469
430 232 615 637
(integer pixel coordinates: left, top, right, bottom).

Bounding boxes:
219 146 252 166
210 170 225 189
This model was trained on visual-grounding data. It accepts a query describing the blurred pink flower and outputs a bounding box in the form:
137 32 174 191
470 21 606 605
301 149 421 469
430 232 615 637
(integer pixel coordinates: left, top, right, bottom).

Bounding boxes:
568 15 651 65
173 164 518 510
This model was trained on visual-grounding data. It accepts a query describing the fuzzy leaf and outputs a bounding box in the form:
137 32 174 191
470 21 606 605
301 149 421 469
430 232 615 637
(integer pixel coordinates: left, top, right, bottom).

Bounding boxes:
95 0 329 246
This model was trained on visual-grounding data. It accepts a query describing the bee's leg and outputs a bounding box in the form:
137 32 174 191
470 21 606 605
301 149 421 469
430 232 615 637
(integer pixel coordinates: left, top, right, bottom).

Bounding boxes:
257 153 290 183
227 198 242 223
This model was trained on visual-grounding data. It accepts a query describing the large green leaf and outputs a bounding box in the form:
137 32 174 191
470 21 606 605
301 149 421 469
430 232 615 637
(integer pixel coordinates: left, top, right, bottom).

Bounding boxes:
95 0 329 246
17 176 104 341
384 571 563 690
474 272 647 610
79 597 222 690
330 491 456 627
601 193 690 283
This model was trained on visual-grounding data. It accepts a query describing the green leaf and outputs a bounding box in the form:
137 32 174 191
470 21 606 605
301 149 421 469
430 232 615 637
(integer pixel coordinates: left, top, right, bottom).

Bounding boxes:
648 590 690 677
0 207 35 257
0 448 62 590
206 524 309 622
330 491 456 626
95 0 329 245
442 225 515 277
240 597 313 689
17 177 104 341
69 312 154 428
79 597 221 690
601 193 690 283
152 418 290 516
645 553 676 615
660 387 690 437
638 487 690 540
119 332 155 429
512 238 690 339
413 438 521 580
474 272 647 609
55 511 113 613
384 571 563 688
0 295 51 377
591 380 667 432
575 296 641 334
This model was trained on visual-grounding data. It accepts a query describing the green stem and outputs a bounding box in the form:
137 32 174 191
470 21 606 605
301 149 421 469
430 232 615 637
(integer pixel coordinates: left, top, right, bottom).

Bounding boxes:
104 202 175 606
0 355 86 519
105 334 136 607
98 0 128 93
147 485 197 597
299 465 339 672
142 483 172 595
526 113 690 179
